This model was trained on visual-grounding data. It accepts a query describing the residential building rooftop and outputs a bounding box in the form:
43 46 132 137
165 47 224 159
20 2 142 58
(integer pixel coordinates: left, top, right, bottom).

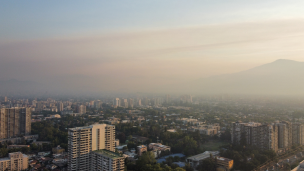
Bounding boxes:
93 149 122 159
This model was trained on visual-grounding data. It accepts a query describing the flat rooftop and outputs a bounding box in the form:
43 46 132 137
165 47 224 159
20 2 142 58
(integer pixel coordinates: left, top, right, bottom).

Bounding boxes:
216 157 233 162
0 157 9 162
187 151 219 161
93 149 122 159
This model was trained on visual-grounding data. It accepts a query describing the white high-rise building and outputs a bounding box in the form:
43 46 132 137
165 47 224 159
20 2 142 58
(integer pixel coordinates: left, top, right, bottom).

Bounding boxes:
68 124 120 171
113 98 120 107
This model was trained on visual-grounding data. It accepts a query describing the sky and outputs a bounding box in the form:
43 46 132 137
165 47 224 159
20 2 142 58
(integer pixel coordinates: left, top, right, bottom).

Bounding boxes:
1 1 304 94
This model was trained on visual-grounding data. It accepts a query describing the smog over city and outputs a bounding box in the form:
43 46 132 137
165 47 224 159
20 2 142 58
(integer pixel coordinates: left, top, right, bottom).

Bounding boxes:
1 1 304 171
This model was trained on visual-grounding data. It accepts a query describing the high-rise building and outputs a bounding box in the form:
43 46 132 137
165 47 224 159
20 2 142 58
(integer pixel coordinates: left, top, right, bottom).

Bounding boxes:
231 122 278 152
57 102 64 112
89 101 95 108
76 105 86 114
4 96 8 102
0 108 31 139
143 98 149 106
0 152 29 171
129 99 134 109
68 124 118 171
94 100 102 109
137 99 142 106
292 123 304 145
277 121 292 148
113 98 120 107
166 94 171 104
36 102 43 112
121 99 128 108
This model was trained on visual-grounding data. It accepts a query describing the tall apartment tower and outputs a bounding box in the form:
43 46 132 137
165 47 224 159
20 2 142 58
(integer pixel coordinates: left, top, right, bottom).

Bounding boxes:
231 122 278 152
68 124 116 171
0 108 31 139
57 102 64 112
76 105 86 114
137 99 142 106
121 99 128 108
94 100 102 109
113 98 120 107
129 98 134 109
292 123 304 145
166 94 171 103
277 121 292 148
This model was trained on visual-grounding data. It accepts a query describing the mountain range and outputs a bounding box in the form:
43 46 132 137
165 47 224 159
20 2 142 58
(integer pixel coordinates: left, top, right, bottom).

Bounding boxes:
0 59 304 96
194 59 304 95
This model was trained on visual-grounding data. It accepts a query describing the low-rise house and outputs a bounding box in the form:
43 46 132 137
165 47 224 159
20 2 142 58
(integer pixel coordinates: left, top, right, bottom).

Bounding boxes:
52 145 65 154
7 145 30 149
123 151 137 159
214 156 234 171
186 151 220 168
148 143 171 158
38 151 51 156
137 145 147 156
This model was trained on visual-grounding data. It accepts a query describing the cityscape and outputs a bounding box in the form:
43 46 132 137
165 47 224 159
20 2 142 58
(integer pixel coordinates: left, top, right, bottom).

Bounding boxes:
1 1 304 171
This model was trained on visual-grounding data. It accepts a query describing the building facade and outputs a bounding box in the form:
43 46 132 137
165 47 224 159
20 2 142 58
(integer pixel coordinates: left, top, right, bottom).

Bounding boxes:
292 123 304 145
231 122 278 152
68 124 117 171
0 108 31 139
231 121 304 152
0 152 28 171
91 149 124 171
76 105 86 114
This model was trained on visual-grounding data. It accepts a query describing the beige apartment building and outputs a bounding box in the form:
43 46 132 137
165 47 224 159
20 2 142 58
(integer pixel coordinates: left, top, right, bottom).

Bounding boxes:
277 121 293 148
68 124 118 171
91 149 124 171
0 108 31 139
0 152 28 171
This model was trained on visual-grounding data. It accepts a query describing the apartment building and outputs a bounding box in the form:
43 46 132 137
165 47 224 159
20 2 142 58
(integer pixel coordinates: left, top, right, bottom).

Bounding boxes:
68 124 118 171
231 122 278 152
0 108 31 139
76 105 86 114
91 149 124 171
148 143 171 158
277 121 292 148
0 152 28 171
213 156 234 171
137 145 147 156
292 123 304 145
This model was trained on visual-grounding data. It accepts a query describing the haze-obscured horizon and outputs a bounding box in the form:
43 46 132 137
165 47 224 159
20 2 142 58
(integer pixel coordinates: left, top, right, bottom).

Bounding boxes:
1 1 304 96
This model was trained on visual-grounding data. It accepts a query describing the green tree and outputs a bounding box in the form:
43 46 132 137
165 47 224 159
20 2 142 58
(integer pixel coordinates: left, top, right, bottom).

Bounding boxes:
0 148 8 157
136 151 157 170
196 158 216 171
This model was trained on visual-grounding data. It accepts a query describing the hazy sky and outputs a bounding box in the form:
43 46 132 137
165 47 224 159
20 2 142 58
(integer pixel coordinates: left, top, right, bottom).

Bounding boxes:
1 1 304 93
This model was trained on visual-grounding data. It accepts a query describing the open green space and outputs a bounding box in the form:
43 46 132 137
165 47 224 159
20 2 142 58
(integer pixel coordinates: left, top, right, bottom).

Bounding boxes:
200 141 229 151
